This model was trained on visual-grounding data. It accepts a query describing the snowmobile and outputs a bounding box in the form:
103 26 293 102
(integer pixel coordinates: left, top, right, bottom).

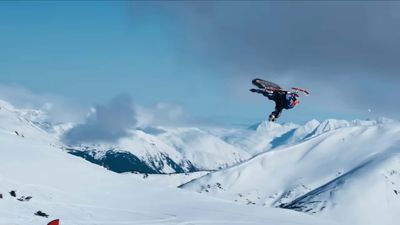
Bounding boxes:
250 78 309 122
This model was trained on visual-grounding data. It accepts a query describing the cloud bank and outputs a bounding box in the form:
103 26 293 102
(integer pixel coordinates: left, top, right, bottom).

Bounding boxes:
135 102 191 127
0 84 87 123
63 94 137 145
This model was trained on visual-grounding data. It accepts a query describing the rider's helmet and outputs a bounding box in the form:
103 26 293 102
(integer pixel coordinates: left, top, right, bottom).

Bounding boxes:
286 91 300 108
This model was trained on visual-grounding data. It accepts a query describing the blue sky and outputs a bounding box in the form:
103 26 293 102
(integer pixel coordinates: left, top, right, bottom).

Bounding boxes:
1 1 399 126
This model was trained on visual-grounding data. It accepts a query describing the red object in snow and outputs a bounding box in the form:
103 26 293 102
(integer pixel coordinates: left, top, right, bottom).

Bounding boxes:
47 219 60 225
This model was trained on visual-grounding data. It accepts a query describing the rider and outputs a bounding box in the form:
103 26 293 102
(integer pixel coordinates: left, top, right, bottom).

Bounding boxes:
250 88 299 122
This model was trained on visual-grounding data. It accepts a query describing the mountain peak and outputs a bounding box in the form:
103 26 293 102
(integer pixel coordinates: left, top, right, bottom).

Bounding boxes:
0 99 16 111
255 121 282 131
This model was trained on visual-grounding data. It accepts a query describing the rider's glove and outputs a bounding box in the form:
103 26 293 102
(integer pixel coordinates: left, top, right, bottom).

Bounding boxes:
250 88 258 93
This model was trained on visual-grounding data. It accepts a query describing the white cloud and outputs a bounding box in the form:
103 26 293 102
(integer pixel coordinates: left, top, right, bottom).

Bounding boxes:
62 94 137 145
136 102 190 127
0 84 88 123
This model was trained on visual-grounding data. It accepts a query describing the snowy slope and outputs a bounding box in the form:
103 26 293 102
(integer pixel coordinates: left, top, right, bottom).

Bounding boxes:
0 110 338 225
129 171 210 188
0 100 60 145
3 98 399 225
281 148 400 225
181 119 400 225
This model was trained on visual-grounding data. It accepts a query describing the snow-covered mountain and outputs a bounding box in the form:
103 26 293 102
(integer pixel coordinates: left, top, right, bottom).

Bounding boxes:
0 100 250 174
181 118 400 225
0 99 337 225
3 98 400 225
64 126 251 174
0 99 61 145
215 121 299 155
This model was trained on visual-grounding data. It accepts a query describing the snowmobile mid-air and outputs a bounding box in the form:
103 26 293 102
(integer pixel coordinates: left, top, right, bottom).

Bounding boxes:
250 78 309 122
